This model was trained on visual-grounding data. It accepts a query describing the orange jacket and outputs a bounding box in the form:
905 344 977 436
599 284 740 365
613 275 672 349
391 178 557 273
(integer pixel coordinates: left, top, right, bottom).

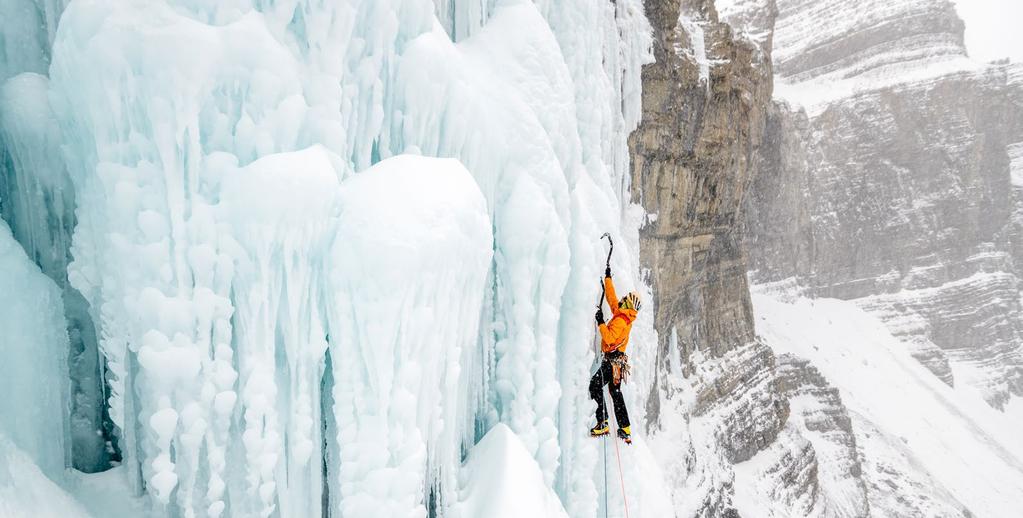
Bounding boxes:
599 276 636 354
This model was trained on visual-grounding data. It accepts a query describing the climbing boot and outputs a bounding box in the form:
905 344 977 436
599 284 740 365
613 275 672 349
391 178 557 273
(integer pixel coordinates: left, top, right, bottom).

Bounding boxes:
617 426 632 444
590 421 609 437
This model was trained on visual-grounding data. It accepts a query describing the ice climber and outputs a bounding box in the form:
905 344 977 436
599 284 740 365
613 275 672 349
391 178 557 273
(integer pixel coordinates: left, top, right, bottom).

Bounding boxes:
590 266 641 444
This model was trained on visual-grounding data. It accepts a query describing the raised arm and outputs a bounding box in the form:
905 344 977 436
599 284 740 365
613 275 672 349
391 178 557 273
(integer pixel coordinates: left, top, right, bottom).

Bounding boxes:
604 275 619 316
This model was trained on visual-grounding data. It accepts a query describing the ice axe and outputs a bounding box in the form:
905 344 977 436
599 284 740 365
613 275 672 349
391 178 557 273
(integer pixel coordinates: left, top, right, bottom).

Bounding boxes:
597 233 613 308
593 233 614 362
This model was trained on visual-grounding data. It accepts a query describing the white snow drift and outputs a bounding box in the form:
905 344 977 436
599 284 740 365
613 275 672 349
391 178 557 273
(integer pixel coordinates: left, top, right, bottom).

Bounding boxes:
747 291 1023 518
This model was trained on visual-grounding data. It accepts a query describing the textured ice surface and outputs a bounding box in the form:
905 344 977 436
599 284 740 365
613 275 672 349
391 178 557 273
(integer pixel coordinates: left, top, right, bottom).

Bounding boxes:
0 0 66 82
0 220 69 479
327 155 492 517
22 0 663 514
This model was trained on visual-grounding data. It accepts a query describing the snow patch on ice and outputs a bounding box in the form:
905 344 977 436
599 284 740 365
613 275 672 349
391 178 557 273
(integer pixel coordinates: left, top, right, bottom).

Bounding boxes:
0 433 92 518
64 467 149 518
453 423 569 518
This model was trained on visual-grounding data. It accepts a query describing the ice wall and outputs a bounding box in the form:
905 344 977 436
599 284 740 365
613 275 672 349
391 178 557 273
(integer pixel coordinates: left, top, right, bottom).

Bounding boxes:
0 0 109 472
327 155 492 517
0 0 67 82
24 0 663 515
0 220 69 479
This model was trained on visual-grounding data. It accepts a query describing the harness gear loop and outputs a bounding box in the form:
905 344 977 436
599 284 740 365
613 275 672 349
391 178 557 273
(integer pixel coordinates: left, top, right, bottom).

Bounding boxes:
610 353 631 385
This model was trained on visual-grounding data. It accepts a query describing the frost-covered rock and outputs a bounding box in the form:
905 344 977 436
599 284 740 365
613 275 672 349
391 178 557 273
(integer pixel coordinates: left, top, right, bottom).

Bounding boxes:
629 0 790 515
753 292 1023 517
772 0 977 112
734 353 868 518
774 0 968 81
743 0 1023 410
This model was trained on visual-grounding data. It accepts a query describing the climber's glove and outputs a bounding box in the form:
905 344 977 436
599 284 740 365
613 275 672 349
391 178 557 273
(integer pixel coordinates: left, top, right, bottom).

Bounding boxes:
605 266 612 278
595 309 605 325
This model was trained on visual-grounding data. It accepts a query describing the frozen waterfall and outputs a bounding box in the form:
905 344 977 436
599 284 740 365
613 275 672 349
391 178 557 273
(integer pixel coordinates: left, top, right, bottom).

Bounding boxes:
0 0 670 516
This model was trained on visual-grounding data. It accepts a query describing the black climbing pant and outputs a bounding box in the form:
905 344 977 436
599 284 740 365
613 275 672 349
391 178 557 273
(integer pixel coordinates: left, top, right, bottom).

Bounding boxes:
589 352 630 429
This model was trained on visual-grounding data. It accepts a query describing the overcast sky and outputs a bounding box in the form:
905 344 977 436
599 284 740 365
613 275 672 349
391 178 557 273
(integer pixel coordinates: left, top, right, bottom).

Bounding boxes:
953 0 1023 63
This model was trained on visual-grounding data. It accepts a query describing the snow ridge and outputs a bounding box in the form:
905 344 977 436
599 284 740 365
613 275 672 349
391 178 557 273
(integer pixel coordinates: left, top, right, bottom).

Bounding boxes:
752 290 1023 518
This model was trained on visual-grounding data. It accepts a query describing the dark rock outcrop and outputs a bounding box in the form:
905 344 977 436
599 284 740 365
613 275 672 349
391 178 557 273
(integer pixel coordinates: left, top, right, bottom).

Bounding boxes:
631 0 772 381
631 0 789 515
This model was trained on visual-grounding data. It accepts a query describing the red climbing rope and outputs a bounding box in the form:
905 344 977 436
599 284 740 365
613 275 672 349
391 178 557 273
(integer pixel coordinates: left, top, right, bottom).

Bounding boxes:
607 396 631 518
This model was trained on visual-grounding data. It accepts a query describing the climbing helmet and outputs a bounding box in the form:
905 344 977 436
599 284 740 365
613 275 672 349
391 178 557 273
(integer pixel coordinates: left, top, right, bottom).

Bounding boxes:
619 291 642 311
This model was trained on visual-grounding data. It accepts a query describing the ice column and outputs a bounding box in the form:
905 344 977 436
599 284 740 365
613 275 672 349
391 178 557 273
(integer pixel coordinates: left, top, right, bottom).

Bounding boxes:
326 155 492 518
386 2 577 484
219 146 342 518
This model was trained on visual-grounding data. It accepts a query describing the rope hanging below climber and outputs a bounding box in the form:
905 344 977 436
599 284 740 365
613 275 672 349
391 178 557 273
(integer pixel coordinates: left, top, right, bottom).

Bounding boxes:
591 233 637 518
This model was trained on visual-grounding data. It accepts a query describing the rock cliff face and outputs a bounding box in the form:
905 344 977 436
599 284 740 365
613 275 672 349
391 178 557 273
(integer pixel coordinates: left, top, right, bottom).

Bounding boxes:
755 353 973 518
703 1 1023 516
632 0 768 363
631 0 791 515
743 0 1023 409
772 0 966 84
733 353 868 518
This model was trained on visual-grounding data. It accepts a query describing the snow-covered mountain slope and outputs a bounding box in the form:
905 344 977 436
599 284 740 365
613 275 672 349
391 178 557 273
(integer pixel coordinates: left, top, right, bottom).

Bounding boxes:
749 290 1023 518
736 0 1023 413
772 0 978 114
718 2 1023 515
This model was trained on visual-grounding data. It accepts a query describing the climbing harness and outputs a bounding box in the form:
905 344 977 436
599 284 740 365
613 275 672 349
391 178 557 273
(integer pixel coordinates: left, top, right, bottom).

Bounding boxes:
609 353 630 385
